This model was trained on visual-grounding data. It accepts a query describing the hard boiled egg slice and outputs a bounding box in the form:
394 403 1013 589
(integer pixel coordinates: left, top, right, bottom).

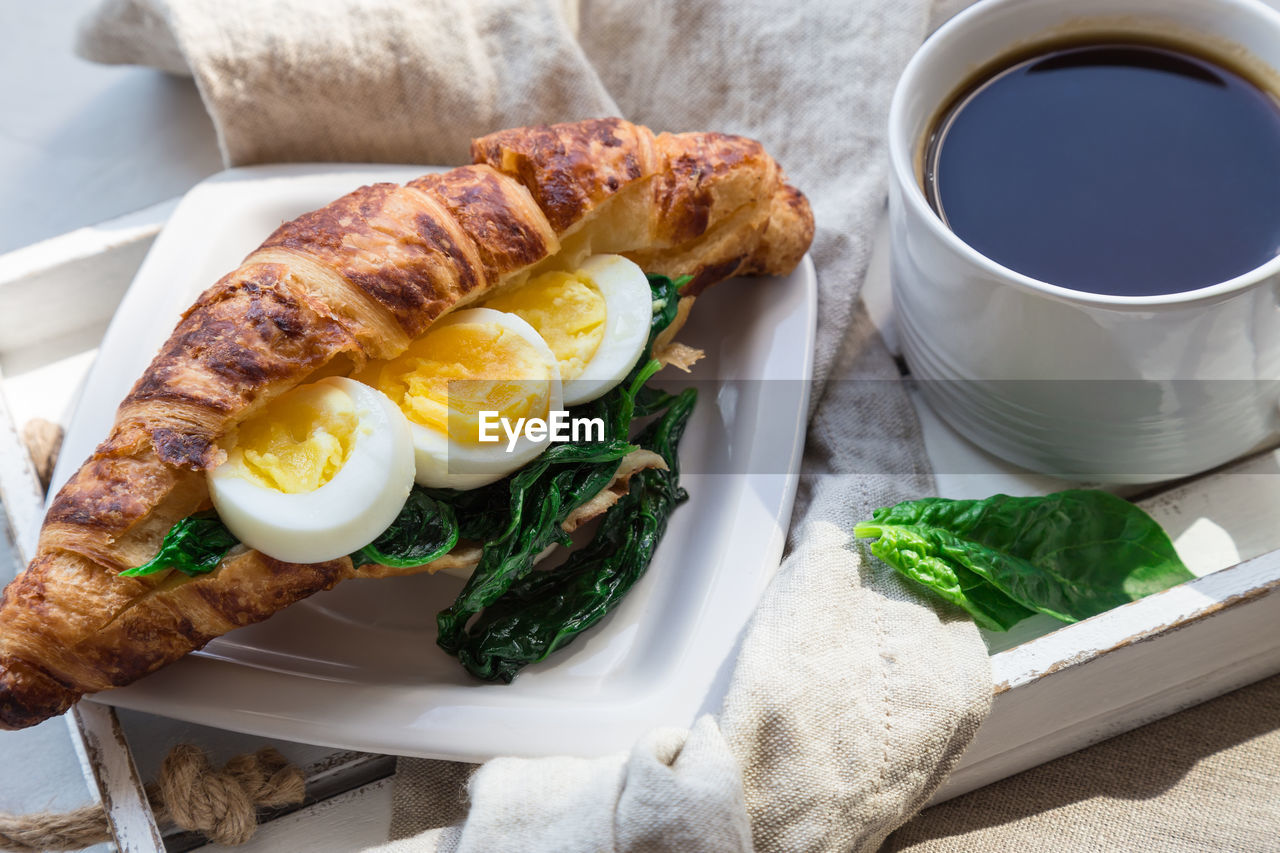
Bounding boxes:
483 254 652 406
366 308 564 490
208 377 414 565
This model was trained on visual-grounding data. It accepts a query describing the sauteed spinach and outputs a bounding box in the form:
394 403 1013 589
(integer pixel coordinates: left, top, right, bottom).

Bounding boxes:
432 273 695 675
119 512 239 578
349 490 459 569
455 387 696 682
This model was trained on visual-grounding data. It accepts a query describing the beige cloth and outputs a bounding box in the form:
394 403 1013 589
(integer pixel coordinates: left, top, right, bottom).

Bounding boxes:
76 1 996 851
884 673 1280 852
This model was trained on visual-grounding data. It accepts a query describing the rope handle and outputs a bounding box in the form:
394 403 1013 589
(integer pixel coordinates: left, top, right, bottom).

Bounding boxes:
0 743 305 851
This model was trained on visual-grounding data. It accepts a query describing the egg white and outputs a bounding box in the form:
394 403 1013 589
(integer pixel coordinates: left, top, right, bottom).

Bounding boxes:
409 308 565 490
560 254 653 406
208 377 415 564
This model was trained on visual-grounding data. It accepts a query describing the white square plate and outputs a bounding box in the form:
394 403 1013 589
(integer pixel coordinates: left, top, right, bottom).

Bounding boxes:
50 164 817 760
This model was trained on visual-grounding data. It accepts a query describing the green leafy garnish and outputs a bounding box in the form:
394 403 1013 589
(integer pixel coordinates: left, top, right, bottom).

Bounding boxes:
433 273 694 671
350 489 460 568
853 490 1193 631
455 387 696 681
648 273 687 345
434 435 641 654
119 512 239 578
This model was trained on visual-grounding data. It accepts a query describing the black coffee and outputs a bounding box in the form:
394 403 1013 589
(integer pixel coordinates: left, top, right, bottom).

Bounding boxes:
925 42 1280 296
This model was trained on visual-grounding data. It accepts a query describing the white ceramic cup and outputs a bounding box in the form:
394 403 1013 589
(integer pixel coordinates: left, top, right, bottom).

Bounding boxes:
888 0 1280 483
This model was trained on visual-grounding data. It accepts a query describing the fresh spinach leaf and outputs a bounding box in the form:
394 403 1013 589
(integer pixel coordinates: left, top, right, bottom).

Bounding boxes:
853 523 1039 631
456 387 697 681
119 512 239 578
350 489 459 569
854 490 1193 630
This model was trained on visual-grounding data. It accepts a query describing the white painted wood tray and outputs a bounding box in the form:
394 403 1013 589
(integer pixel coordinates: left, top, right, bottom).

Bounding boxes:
2 197 1278 849
862 213 1280 802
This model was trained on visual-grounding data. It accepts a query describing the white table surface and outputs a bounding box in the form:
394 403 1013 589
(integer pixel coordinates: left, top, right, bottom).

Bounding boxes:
0 1 221 255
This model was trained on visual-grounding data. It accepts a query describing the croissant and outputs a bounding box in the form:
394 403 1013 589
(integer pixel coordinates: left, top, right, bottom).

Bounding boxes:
0 118 813 730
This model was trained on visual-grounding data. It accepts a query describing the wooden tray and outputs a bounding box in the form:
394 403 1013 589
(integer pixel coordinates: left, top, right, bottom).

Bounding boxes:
2 201 1277 848
862 214 1280 802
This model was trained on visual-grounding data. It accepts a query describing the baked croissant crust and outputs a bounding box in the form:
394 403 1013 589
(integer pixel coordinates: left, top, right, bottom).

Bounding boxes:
0 118 813 730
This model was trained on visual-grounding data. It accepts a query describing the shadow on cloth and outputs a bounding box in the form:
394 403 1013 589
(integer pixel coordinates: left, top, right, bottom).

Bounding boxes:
881 672 1280 851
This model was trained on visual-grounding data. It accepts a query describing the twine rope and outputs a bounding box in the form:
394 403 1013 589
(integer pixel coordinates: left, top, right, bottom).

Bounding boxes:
0 743 305 851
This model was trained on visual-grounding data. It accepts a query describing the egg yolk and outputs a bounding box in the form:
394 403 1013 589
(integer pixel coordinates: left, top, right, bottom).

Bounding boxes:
371 321 554 445
482 271 606 380
231 383 359 494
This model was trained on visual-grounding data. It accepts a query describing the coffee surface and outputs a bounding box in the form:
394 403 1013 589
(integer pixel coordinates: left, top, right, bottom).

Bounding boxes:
925 43 1280 296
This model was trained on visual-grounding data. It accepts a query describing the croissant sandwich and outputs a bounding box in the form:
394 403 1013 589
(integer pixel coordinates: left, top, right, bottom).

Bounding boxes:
0 118 813 730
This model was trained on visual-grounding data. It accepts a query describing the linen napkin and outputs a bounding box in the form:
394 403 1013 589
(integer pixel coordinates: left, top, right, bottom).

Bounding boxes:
76 1 994 850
